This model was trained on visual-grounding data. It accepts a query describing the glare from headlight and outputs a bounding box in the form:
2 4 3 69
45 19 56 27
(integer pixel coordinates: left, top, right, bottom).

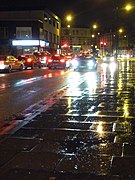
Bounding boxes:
126 54 130 58
101 62 108 69
71 59 79 68
109 62 117 70
88 61 94 67
103 57 107 61
110 56 115 61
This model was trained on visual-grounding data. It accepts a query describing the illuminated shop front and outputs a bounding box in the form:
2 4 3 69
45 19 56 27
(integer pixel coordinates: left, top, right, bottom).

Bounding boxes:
12 39 50 56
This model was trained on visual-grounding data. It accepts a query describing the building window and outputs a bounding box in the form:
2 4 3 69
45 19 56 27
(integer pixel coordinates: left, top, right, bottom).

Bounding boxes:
16 27 32 39
49 32 52 42
45 30 48 41
53 34 56 43
53 20 55 27
76 30 79 35
56 22 59 29
63 29 69 35
57 35 59 44
40 28 44 39
0 27 8 39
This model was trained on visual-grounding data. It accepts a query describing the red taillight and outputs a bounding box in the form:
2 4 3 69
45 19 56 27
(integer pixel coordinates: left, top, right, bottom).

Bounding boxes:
48 59 53 62
43 56 47 60
54 54 60 57
60 59 65 63
27 58 32 62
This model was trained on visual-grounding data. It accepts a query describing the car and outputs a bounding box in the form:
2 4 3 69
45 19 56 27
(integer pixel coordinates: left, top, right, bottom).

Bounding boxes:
18 54 42 69
47 54 71 69
40 51 52 67
103 55 116 63
33 51 52 67
0 55 24 72
71 55 98 71
65 53 73 60
102 54 118 70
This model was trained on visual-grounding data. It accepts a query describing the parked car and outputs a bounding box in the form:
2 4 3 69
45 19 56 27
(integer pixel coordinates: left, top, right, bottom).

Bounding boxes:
47 54 71 69
18 54 41 69
71 54 98 71
0 55 24 72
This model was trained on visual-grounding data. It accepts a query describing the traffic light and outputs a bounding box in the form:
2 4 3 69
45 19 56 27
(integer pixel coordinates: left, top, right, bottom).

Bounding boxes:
100 41 103 45
62 43 68 48
100 41 106 47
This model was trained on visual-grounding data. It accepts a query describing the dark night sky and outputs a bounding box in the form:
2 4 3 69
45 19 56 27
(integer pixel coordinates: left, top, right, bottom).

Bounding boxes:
0 0 135 32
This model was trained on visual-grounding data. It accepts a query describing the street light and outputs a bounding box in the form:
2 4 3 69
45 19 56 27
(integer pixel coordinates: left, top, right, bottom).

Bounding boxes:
118 28 123 34
114 3 134 59
92 24 98 30
91 24 99 53
65 14 73 28
66 15 72 22
67 25 71 28
63 14 73 54
124 4 133 12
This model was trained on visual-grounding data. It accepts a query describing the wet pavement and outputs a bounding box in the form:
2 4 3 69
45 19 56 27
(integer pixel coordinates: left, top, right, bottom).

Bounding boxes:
1 60 135 179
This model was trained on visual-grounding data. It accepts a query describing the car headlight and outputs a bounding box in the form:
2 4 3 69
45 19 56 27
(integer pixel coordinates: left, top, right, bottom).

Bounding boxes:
71 59 79 68
110 56 115 61
88 60 94 67
103 57 107 61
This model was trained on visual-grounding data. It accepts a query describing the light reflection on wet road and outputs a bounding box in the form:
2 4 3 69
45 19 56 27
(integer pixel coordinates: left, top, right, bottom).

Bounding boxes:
0 68 70 121
1 60 135 178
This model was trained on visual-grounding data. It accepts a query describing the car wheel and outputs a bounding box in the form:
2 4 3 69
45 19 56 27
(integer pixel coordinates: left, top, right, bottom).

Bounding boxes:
19 65 23 71
7 66 12 73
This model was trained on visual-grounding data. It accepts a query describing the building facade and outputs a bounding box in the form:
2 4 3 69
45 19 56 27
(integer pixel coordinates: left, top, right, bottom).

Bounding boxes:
99 31 129 57
0 9 61 56
61 27 91 54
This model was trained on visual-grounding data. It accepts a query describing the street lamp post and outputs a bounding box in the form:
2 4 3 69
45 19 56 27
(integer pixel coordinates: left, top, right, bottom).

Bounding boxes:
91 24 99 54
114 3 134 60
66 14 73 28
63 14 73 54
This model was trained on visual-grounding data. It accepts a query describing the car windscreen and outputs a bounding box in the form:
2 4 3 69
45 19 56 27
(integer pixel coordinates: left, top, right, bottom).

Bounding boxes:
18 56 26 60
77 56 96 61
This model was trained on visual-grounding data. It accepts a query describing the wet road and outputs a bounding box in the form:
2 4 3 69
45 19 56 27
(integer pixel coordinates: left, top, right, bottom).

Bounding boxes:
0 68 71 121
1 59 135 179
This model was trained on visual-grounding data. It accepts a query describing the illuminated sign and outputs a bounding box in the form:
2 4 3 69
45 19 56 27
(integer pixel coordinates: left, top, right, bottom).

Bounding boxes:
12 40 49 47
45 42 50 47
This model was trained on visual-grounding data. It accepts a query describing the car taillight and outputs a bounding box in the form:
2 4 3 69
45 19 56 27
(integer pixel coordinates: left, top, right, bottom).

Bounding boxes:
43 56 47 60
60 59 65 63
48 59 53 62
27 58 32 62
